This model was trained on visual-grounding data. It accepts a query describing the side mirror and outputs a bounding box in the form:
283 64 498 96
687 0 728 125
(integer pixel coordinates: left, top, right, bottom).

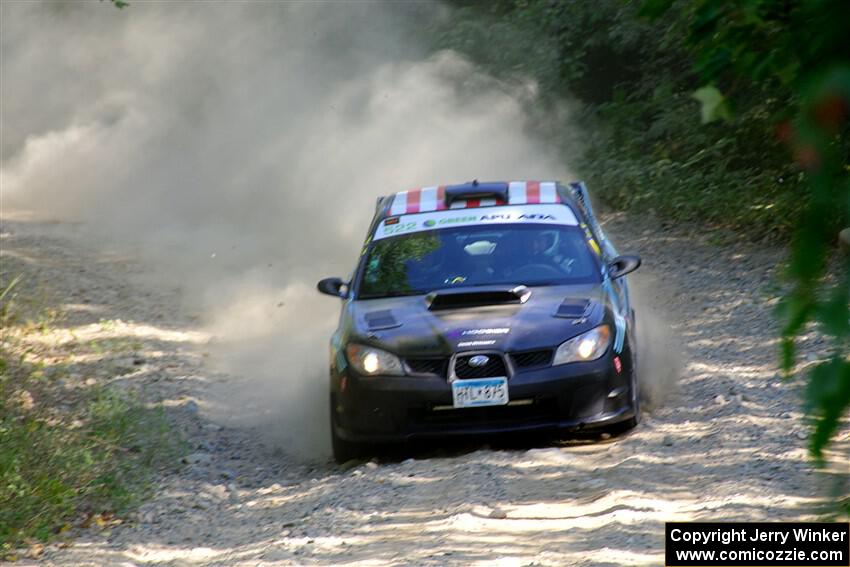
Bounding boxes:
317 277 348 298
608 255 641 279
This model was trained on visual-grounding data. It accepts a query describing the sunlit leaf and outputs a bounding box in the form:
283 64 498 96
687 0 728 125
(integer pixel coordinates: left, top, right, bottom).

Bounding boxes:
692 85 731 123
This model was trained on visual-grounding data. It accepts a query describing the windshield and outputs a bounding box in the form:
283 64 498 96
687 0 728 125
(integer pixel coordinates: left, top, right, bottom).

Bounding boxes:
358 224 601 298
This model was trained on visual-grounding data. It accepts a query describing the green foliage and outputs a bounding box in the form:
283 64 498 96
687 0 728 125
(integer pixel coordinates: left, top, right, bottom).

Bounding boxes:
806 358 850 460
8 405 170 543
0 359 179 552
668 0 850 463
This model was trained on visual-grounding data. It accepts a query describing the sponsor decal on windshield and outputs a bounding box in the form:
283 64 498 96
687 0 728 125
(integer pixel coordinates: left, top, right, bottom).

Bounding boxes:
382 221 417 236
374 204 577 240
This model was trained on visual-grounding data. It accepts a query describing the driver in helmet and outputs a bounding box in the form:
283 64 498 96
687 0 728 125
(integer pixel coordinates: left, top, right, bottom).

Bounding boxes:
521 230 554 262
496 230 557 279
533 232 551 258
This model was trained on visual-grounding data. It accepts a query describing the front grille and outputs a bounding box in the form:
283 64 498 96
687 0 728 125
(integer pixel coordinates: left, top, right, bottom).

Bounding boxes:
406 358 448 377
453 354 507 379
511 349 553 369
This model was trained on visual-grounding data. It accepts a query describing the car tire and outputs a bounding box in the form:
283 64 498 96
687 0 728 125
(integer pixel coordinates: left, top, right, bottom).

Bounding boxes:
617 412 640 433
609 371 641 435
330 404 367 464
629 371 642 426
331 427 366 464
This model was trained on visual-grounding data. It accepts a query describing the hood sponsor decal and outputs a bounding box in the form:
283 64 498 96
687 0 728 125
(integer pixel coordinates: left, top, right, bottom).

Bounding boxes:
374 204 578 240
458 340 496 348
450 327 510 348
461 328 510 336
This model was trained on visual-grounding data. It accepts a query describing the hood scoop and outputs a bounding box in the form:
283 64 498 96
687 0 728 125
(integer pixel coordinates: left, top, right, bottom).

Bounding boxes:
426 285 531 311
554 298 592 319
364 309 402 330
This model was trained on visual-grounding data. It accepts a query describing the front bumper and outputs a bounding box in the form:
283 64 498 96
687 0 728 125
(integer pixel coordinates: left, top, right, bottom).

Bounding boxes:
331 354 636 443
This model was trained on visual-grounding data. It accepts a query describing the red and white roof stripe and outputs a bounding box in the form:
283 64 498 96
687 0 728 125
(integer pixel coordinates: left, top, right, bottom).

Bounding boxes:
388 181 560 216
389 186 447 216
508 181 559 205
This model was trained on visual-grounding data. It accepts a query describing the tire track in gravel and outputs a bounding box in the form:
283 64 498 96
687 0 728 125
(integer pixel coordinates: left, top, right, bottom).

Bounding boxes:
3 210 846 567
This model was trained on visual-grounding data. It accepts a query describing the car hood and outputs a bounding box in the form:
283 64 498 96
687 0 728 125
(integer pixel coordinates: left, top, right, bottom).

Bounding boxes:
346 284 608 357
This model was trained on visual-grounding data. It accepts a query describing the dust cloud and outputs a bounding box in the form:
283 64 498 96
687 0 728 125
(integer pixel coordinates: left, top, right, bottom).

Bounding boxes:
2 2 575 457
630 282 683 411
635 307 682 412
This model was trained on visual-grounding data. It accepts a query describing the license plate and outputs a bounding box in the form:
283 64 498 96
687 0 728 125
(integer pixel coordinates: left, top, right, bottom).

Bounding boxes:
451 377 509 408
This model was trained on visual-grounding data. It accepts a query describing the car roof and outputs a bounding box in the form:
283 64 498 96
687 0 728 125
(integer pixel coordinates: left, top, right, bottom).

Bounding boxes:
377 180 581 219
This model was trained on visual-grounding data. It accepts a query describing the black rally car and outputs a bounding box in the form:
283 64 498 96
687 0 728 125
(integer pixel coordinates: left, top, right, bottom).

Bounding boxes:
317 181 641 462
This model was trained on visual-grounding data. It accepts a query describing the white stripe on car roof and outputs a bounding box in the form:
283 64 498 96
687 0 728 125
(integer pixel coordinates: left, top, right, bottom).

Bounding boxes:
389 191 407 215
508 181 527 204
540 181 557 203
419 186 438 211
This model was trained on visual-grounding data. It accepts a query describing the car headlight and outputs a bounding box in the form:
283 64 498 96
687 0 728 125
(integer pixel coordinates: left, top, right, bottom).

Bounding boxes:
553 325 611 365
345 344 405 376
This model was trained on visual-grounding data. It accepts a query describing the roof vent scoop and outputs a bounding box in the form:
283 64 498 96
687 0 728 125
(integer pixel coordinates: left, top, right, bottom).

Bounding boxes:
427 285 531 311
364 310 401 330
444 182 509 207
554 298 592 319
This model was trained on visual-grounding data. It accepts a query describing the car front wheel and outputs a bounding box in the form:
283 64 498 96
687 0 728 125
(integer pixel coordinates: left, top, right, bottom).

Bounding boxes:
611 370 641 434
330 403 367 464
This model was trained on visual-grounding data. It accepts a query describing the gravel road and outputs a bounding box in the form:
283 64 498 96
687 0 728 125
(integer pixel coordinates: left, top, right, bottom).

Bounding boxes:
3 211 847 567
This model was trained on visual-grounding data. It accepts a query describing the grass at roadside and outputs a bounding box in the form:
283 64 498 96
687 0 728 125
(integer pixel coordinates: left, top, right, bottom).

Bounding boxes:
0 275 183 558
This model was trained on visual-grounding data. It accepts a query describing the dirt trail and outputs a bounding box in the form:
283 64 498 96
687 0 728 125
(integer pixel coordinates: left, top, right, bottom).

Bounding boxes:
2 211 847 567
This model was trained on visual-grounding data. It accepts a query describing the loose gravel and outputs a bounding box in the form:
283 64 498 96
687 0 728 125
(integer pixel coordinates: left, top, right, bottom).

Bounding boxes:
2 210 847 567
